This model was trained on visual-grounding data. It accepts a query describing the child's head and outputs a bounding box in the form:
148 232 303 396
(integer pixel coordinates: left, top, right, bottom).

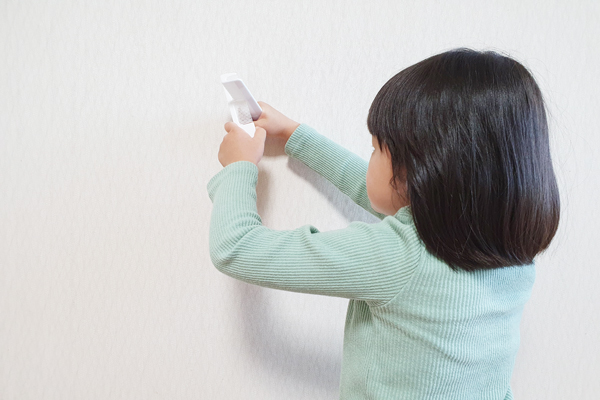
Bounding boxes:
366 47 560 271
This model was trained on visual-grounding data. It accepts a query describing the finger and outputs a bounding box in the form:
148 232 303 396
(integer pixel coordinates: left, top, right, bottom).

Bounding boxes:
254 127 267 143
224 122 242 134
257 101 266 113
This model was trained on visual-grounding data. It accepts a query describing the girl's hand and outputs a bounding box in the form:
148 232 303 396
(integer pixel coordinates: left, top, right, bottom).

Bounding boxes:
253 101 301 142
218 122 267 167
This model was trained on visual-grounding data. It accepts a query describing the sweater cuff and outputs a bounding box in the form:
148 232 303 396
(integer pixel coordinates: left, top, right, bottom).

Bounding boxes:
207 161 259 203
284 123 318 159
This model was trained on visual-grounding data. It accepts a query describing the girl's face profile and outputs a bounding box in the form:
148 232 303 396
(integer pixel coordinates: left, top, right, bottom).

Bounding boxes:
366 136 409 215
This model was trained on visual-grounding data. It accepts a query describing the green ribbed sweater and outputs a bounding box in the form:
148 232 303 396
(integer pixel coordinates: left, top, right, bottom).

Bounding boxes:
207 123 535 400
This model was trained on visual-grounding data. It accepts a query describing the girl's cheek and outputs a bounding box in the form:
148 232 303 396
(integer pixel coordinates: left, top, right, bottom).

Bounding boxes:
366 166 373 199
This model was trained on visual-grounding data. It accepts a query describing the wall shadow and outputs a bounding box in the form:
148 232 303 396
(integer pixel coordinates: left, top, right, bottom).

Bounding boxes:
235 280 343 395
262 135 380 225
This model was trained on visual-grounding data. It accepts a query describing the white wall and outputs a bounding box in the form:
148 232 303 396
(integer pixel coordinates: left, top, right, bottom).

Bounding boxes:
1 1 598 399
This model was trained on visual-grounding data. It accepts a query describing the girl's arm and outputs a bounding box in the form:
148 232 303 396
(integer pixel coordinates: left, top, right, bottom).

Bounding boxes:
284 123 387 220
206 161 421 306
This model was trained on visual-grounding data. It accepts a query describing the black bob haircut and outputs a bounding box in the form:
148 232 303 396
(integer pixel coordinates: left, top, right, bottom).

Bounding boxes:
367 48 560 271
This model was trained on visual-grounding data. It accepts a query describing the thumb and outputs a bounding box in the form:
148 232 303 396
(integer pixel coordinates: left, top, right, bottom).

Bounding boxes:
254 126 267 144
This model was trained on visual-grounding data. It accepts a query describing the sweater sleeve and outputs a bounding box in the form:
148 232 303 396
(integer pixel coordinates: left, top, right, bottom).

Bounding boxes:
284 123 387 220
206 161 421 304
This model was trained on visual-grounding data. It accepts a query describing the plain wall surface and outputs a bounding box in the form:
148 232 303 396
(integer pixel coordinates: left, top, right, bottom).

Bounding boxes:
1 1 598 399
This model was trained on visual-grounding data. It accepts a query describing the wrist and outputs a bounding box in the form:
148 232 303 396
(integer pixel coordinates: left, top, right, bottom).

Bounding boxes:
285 122 301 143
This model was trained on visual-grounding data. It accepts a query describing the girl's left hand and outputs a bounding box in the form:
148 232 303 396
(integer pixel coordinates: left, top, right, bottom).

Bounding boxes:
218 122 267 167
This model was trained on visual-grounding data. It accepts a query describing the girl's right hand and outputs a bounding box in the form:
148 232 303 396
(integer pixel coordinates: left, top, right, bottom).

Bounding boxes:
253 101 301 142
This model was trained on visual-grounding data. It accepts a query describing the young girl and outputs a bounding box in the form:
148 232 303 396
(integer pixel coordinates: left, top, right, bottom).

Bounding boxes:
207 48 560 399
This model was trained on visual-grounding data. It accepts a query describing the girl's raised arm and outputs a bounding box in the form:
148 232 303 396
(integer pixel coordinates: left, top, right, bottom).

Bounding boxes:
206 161 421 306
285 123 387 221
